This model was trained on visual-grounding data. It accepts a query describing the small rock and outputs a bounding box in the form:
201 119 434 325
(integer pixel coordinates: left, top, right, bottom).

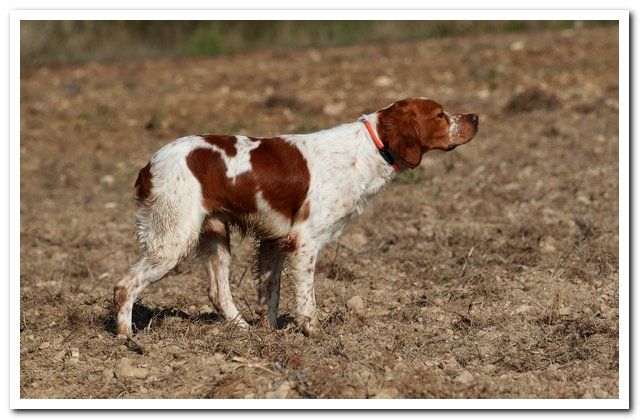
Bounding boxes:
103 368 115 380
105 202 117 209
577 194 591 204
454 370 474 384
515 304 533 314
70 348 80 359
593 387 608 398
482 364 498 374
132 367 148 379
63 358 78 369
373 387 399 398
308 49 322 63
346 295 365 312
404 226 418 236
200 305 214 314
39 341 50 350
510 40 526 51
53 349 67 362
115 358 134 379
441 356 461 372
265 380 292 399
100 174 115 187
477 88 490 99
115 357 148 380
323 102 346 116
558 307 571 316
540 237 557 254
374 75 394 88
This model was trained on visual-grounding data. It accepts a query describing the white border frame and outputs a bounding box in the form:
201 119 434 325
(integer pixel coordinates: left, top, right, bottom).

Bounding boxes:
9 9 629 410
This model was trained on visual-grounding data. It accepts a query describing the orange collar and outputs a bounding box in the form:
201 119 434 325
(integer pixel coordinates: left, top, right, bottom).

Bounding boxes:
361 117 398 171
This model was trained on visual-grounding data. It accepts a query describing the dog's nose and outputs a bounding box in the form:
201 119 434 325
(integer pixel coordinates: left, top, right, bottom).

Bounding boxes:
469 114 479 125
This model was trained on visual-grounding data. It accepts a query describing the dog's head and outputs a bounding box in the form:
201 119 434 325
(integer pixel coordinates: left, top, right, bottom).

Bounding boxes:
377 98 479 168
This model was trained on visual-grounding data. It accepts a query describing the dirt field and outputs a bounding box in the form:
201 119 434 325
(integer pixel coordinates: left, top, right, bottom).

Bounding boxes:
19 26 619 399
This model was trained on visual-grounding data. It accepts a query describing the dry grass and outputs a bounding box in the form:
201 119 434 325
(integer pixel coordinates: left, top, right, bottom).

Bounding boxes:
20 25 618 398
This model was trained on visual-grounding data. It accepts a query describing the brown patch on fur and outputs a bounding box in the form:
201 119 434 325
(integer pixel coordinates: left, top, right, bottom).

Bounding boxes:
186 138 310 226
134 162 153 202
200 135 238 157
250 138 311 221
186 148 258 215
295 201 311 223
113 284 128 314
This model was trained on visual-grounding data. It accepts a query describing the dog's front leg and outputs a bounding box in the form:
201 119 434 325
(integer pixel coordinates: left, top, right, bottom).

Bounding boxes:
290 242 320 336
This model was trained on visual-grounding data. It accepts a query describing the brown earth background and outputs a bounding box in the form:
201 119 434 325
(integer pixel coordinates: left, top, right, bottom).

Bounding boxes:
20 22 619 398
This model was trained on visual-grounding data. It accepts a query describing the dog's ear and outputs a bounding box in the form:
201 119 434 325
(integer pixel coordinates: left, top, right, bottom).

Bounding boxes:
378 101 423 168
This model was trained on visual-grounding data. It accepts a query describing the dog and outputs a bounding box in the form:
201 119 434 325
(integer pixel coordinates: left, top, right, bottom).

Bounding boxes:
114 97 478 337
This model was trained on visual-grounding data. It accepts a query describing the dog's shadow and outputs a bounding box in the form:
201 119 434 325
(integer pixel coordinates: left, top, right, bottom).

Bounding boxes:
101 302 223 335
101 302 297 335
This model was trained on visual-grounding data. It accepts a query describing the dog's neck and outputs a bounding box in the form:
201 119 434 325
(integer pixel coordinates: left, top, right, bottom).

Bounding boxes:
292 112 396 206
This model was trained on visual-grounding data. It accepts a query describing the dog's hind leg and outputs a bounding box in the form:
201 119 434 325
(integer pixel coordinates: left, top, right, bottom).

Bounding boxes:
201 217 247 328
254 238 286 328
114 172 205 337
113 257 176 337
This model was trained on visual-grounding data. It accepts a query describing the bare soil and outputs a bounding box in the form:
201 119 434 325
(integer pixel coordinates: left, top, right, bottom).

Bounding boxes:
20 26 619 399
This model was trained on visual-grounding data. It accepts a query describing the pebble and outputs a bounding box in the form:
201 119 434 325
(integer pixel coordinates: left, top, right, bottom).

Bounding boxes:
100 174 115 187
374 75 394 88
593 387 609 398
200 305 214 314
346 295 365 312
39 341 50 350
373 387 399 398
323 102 346 116
515 304 533 314
103 368 115 380
482 364 498 374
404 226 418 236
510 40 526 51
441 356 461 372
53 349 67 362
265 380 292 399
115 357 148 380
454 370 474 384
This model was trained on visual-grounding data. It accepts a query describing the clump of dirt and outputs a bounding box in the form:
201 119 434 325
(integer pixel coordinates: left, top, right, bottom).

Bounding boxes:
504 87 560 113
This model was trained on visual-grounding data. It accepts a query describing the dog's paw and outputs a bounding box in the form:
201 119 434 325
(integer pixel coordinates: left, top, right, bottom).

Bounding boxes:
298 317 320 337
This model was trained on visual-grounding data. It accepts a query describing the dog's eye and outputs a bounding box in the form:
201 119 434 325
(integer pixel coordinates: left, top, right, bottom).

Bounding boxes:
436 112 445 119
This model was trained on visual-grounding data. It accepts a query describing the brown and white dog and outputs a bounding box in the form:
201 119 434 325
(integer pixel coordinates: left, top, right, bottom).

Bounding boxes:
114 98 478 337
